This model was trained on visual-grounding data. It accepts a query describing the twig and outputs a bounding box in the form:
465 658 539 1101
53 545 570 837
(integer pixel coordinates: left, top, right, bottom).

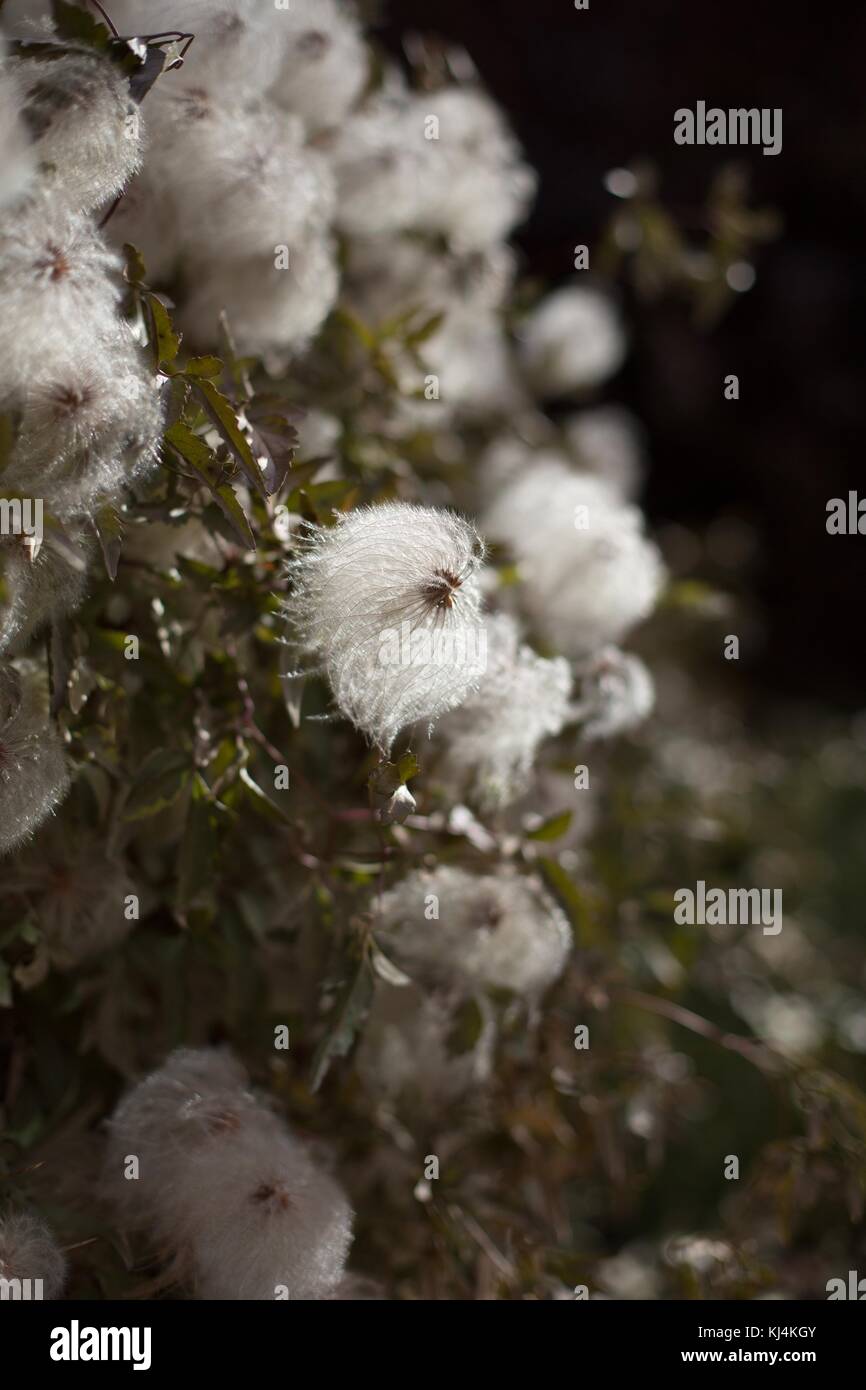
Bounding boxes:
614 987 787 1077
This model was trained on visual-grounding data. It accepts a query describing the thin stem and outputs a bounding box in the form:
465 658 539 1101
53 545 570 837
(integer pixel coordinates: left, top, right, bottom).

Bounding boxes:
614 987 787 1077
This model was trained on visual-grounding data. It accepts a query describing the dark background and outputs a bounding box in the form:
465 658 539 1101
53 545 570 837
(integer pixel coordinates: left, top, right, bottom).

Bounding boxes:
379 0 865 709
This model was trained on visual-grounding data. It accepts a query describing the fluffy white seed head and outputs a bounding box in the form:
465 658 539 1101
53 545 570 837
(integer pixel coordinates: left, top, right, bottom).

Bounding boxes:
575 646 655 740
431 613 573 811
357 982 495 1105
105 1047 354 1300
0 1208 66 1298
181 235 339 358
107 0 290 96
7 330 164 519
283 503 487 751
0 666 69 857
0 199 122 376
9 49 143 214
418 87 537 252
482 461 665 657
146 99 335 258
270 0 367 131
375 865 572 998
519 285 626 396
564 406 646 499
0 527 91 657
182 1129 354 1300
329 90 429 238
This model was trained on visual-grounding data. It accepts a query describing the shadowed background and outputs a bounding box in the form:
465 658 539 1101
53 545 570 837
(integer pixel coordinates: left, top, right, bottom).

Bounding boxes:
379 0 866 707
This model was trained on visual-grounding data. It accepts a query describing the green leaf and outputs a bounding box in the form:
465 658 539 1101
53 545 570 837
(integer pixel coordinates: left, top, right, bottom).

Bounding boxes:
145 293 181 372
191 379 268 500
92 505 124 581
527 810 573 842
165 420 255 549
184 356 224 380
310 954 374 1093
125 748 192 821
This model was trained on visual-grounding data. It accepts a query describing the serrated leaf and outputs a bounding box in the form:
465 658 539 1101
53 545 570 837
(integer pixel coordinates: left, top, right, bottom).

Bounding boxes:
165 420 255 549
125 748 192 821
527 810 573 842
192 379 267 499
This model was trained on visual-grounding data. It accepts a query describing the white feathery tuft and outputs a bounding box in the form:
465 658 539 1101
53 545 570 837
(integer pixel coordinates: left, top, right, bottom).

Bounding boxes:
375 864 572 999
482 460 665 658
283 502 488 751
0 666 69 857
432 613 573 810
105 1047 354 1300
0 1208 67 1298
575 646 655 741
519 285 626 396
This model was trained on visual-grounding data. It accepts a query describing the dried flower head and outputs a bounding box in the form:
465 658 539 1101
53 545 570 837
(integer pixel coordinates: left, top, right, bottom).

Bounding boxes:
9 49 143 214
0 199 122 364
519 285 626 396
270 0 367 131
105 1047 354 1300
0 665 69 857
357 981 495 1105
181 235 339 358
419 87 537 252
0 1208 66 1298
8 330 164 518
0 526 91 657
575 645 655 741
283 502 488 751
482 460 665 658
375 865 572 998
431 613 573 810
